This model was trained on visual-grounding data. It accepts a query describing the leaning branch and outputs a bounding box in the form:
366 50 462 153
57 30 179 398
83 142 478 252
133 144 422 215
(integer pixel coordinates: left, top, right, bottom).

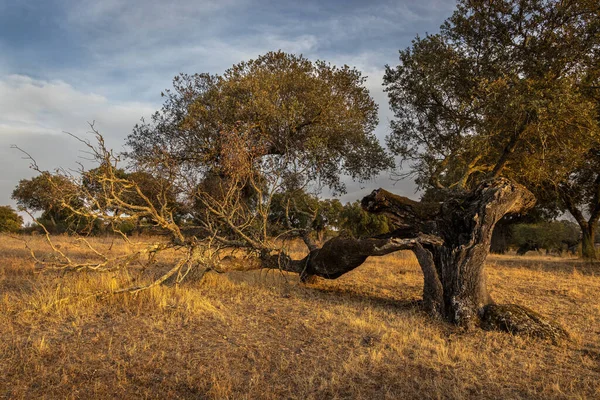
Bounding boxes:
361 189 440 234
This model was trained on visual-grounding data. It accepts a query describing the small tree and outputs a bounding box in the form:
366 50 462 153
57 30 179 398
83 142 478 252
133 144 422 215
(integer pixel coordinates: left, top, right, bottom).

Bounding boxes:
339 200 390 238
0 205 23 233
12 173 87 233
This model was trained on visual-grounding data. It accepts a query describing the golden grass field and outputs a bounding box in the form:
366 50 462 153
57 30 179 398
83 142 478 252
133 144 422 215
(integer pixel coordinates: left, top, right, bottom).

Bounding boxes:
1 234 599 399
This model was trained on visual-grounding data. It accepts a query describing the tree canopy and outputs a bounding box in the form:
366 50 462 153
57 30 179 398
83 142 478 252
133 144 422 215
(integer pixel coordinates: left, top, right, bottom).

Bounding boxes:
127 51 393 195
0 205 23 233
12 173 83 232
384 0 600 190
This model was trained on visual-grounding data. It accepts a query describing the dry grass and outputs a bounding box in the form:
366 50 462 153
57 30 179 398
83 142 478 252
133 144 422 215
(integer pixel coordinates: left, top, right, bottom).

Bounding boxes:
1 234 599 399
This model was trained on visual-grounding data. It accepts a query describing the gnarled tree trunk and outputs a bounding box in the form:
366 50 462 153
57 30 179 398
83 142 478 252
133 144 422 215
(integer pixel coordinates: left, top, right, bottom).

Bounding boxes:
361 178 536 327
268 178 567 341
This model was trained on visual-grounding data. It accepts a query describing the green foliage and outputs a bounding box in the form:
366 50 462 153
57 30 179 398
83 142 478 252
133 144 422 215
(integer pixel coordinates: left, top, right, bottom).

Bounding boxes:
384 0 600 191
12 173 75 214
269 192 390 240
0 205 23 233
12 173 86 233
127 51 393 195
269 190 343 239
511 220 580 254
115 219 137 236
339 201 391 239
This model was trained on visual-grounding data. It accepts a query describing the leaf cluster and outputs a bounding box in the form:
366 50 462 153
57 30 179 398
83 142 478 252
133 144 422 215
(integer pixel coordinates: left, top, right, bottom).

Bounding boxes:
385 0 600 192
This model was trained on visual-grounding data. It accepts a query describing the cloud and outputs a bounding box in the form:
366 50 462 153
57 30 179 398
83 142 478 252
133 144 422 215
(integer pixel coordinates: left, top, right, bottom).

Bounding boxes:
45 0 453 101
0 75 156 209
0 0 456 210
0 75 156 140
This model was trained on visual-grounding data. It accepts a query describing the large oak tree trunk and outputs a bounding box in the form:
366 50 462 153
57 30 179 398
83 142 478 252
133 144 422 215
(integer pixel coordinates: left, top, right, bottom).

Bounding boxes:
362 179 535 327
581 224 597 259
267 178 568 341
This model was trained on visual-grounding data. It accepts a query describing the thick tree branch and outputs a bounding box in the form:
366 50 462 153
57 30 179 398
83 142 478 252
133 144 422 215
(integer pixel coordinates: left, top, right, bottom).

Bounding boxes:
361 189 440 234
490 117 530 178
266 234 444 280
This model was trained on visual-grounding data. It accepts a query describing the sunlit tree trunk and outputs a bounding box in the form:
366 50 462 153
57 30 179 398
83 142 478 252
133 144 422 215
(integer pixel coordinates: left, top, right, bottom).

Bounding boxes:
270 179 567 340
581 224 597 260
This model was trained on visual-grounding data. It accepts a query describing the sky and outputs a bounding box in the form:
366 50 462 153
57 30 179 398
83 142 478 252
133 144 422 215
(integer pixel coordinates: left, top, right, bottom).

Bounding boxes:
0 0 457 211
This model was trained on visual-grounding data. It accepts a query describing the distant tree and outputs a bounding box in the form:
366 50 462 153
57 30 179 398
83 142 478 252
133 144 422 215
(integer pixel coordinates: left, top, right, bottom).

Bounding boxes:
0 205 23 233
12 173 84 233
317 199 345 238
339 200 390 238
490 201 563 254
511 220 580 255
269 190 344 246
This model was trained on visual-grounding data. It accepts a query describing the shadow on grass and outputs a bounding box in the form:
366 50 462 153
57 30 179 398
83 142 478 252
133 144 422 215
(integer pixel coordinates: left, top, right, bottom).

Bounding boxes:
226 268 424 315
304 284 423 313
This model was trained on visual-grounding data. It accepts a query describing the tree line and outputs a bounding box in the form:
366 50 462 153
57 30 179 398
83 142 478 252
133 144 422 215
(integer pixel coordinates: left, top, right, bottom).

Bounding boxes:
4 177 593 257
5 175 391 240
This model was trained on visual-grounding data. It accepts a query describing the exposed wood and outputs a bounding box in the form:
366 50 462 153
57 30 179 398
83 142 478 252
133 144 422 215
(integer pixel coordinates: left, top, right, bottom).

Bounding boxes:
266 178 566 338
361 189 440 234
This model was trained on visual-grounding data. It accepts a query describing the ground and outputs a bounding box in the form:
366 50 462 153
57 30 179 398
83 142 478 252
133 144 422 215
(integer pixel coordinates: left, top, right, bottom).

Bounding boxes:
1 235 599 399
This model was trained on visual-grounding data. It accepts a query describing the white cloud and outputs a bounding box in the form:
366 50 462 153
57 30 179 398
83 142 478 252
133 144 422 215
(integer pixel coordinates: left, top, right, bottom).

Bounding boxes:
0 74 156 140
0 74 157 208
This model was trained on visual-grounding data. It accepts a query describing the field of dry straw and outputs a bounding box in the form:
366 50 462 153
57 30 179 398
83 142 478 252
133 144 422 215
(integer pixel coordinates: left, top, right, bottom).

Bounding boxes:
1 234 599 399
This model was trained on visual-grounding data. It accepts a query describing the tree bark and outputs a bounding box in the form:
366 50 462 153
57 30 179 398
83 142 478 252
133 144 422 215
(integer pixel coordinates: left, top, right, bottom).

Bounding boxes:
365 179 536 327
265 234 443 282
264 178 567 340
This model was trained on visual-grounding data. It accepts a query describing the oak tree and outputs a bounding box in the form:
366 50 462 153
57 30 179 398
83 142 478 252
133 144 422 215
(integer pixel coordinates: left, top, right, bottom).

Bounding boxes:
0 205 23 233
384 0 600 258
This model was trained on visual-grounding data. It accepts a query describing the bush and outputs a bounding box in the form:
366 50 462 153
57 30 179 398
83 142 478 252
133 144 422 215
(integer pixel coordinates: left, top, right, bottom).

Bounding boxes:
511 220 580 255
0 205 23 233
